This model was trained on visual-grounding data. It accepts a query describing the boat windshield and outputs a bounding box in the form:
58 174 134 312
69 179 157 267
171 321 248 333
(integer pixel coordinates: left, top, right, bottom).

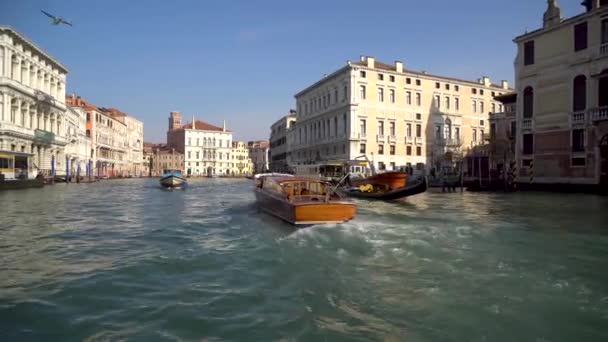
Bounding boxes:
280 180 330 197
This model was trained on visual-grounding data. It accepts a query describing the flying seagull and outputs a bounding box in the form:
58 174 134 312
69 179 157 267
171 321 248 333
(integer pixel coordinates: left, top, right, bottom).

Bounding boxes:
41 10 72 26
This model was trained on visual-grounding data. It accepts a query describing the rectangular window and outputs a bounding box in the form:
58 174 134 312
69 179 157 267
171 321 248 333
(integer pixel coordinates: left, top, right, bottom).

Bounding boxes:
360 70 366 78
188 151 192 159
378 162 386 171
378 73 384 81
406 77 411 84
445 84 450 90
445 96 450 110
196 152 200 159
389 121 395 136
390 162 396 170
572 129 585 152
406 91 412 105
480 119 484 126
416 124 422 137
472 88 477 95
343 86 348 101
416 113 422 120
472 100 477 113
360 143 366 154
480 130 485 141
406 123 412 137
574 22 588 51
572 157 586 166
523 133 534 154
390 145 395 155
435 82 440 89
524 40 535 65
473 129 477 142
389 89 395 103
415 93 421 106
434 95 440 108
603 19 608 44
360 85 366 100
378 121 385 136
416 146 422 156
492 103 496 113
455 97 460 110
480 90 484 96
455 85 459 92
416 79 421 86
360 119 366 134
377 88 384 102
389 75 395 82
378 144 384 155
435 125 442 139
454 127 460 139
406 146 412 155
510 121 516 137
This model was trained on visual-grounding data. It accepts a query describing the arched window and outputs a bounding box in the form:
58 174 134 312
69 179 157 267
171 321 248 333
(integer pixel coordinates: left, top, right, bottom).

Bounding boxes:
444 118 452 139
523 87 534 118
573 75 587 111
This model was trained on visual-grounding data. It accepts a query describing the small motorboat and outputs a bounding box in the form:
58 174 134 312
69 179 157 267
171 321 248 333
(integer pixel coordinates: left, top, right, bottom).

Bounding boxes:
254 175 356 225
160 169 187 188
340 175 427 200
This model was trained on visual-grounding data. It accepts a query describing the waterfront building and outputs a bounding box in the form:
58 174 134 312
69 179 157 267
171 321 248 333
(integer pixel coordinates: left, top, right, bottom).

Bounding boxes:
292 55 512 173
0 26 69 179
231 141 254 176
66 95 141 178
248 140 269 174
513 0 608 191
143 142 158 176
166 111 233 176
151 145 183 176
269 110 296 172
100 108 144 176
488 93 517 172
64 105 92 177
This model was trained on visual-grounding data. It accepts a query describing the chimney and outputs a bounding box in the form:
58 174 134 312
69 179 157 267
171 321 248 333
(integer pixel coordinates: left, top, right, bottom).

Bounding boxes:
501 80 509 89
395 61 403 73
483 76 491 87
367 56 375 68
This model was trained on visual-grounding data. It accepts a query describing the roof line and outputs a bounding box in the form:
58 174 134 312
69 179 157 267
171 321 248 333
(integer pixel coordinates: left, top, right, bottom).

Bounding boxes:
0 25 69 73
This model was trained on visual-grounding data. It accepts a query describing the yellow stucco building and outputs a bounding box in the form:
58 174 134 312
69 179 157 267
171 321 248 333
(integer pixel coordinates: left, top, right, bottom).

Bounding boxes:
514 0 608 191
230 141 254 176
292 55 512 173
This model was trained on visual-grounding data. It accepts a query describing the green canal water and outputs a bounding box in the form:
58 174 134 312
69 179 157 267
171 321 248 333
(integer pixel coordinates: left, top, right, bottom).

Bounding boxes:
1 178 608 341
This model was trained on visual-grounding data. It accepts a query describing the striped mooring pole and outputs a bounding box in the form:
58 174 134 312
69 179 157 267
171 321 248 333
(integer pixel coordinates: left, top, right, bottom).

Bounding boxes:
512 164 517 189
529 160 534 184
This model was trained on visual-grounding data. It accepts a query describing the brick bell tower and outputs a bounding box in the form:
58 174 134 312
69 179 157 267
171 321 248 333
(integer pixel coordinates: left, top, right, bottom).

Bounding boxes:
169 111 182 130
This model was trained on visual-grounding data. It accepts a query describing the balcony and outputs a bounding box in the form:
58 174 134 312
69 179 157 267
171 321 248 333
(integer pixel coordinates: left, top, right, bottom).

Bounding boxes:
358 133 367 140
376 134 385 142
522 118 533 131
388 135 397 143
0 122 34 138
405 136 413 144
415 137 423 145
590 106 608 122
436 137 461 147
570 110 587 125
33 129 55 144
601 43 608 57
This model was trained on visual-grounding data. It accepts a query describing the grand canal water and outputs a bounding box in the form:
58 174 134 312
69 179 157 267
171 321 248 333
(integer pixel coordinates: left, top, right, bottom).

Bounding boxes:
1 178 608 341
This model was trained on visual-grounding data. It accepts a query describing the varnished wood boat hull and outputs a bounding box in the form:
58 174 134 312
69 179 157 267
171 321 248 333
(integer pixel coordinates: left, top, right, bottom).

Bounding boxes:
349 171 407 189
254 188 356 225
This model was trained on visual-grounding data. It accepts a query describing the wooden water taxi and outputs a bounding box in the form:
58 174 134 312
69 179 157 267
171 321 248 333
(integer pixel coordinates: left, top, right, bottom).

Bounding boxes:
254 175 356 225
160 169 187 188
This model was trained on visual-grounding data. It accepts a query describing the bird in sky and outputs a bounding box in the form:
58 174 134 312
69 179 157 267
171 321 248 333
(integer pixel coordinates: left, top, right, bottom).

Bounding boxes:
41 10 72 26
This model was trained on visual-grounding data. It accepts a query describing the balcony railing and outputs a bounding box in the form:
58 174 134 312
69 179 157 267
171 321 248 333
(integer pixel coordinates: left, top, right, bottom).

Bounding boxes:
522 118 533 130
600 43 608 57
415 137 423 145
34 129 55 144
358 133 367 140
388 135 397 143
571 110 586 125
0 122 35 137
405 135 413 144
437 137 461 147
376 134 385 142
590 106 608 122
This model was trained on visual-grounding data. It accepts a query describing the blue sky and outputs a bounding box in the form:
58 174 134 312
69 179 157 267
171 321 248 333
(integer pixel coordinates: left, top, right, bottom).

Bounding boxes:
0 0 583 142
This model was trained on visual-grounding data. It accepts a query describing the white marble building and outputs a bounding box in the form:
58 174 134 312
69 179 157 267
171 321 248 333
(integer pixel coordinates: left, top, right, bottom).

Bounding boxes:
0 26 69 179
